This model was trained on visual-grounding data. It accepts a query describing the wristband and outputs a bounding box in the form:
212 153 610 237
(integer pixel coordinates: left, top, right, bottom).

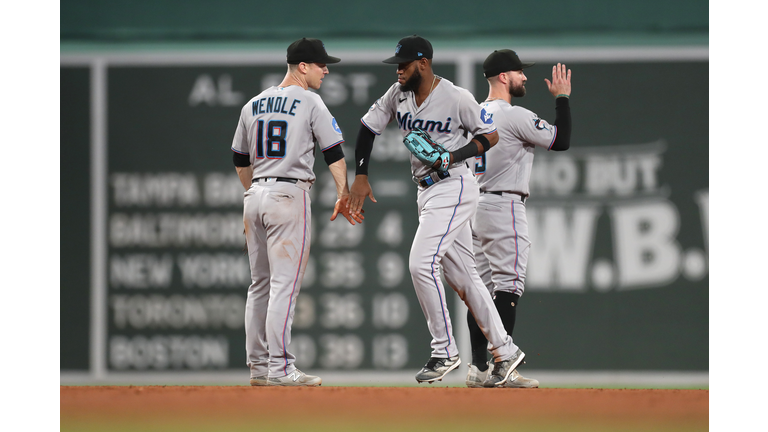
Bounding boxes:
474 134 491 152
556 94 570 99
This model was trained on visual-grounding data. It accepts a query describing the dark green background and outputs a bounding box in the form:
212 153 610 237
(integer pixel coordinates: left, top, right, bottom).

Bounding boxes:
103 64 457 371
61 67 92 370
61 58 707 372
60 0 707 42
474 61 708 369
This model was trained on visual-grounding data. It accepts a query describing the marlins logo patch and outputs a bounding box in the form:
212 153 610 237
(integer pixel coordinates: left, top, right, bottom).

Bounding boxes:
395 44 402 54
332 118 342 133
533 118 549 131
480 108 494 125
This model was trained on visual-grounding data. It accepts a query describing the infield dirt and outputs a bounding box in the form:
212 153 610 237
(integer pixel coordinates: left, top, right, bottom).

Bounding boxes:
61 385 708 431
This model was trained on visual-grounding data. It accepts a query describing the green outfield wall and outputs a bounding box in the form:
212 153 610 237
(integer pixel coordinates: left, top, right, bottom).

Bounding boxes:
61 0 707 42
60 47 708 377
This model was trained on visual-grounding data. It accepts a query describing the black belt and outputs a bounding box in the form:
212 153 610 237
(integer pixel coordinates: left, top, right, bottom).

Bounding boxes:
417 170 451 188
482 190 527 203
252 177 298 184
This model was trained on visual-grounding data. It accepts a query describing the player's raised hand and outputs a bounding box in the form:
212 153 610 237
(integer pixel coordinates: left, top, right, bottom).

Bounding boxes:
349 174 377 216
331 194 364 225
544 63 571 98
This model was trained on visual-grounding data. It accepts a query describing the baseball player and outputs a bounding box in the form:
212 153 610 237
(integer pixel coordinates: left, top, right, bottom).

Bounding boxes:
465 49 572 388
349 35 526 386
231 38 362 387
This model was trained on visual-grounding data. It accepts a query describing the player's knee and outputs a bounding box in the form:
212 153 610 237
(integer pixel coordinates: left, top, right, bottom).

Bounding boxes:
407 254 420 274
408 255 435 279
494 290 521 307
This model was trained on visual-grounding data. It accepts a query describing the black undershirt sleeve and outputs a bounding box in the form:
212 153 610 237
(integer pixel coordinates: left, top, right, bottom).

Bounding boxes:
450 140 480 163
322 143 345 165
550 97 571 151
355 124 376 175
232 151 250 167
449 134 491 163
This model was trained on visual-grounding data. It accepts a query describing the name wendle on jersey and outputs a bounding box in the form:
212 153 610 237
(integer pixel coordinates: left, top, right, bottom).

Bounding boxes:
396 111 452 134
251 96 301 116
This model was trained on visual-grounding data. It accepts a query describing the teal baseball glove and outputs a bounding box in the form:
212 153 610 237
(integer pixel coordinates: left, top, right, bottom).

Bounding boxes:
403 128 451 172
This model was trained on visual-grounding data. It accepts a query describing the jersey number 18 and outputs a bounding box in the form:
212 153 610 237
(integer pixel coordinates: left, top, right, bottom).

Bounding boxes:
256 120 288 159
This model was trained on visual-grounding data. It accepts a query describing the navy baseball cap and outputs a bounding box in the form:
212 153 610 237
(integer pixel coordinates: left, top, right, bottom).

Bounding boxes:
287 38 340 64
383 35 433 64
483 49 535 78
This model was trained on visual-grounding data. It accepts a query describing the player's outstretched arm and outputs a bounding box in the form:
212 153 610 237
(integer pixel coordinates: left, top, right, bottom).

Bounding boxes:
437 130 499 169
328 158 364 225
544 63 572 152
350 175 376 216
349 124 378 215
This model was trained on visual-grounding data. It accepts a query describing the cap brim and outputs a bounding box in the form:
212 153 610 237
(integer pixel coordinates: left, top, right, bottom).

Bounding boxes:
521 61 535 68
322 55 341 64
289 55 341 65
382 55 416 64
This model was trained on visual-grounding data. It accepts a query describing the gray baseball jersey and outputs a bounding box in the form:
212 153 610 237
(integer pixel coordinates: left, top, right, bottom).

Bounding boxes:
362 77 519 362
234 84 343 379
232 85 344 183
362 78 496 179
472 100 556 297
475 100 556 196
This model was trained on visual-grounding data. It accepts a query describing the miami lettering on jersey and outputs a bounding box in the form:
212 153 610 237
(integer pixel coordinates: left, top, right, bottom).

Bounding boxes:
396 111 452 133
252 96 301 116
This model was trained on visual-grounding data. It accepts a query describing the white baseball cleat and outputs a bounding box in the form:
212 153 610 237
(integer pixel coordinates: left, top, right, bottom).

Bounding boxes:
267 369 322 387
504 369 539 388
465 362 491 388
249 376 268 386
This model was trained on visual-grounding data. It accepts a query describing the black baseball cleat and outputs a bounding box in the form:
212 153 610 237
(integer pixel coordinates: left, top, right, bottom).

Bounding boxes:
415 355 461 383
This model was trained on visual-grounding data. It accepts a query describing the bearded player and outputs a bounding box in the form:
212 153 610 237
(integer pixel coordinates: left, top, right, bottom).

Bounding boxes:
465 49 573 388
349 35 526 387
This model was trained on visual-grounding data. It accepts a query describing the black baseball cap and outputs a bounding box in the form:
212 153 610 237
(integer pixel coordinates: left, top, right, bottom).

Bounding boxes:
287 38 340 64
382 35 433 64
483 49 535 78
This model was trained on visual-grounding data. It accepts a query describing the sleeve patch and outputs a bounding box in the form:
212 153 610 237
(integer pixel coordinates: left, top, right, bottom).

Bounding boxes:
480 108 494 125
332 118 342 134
